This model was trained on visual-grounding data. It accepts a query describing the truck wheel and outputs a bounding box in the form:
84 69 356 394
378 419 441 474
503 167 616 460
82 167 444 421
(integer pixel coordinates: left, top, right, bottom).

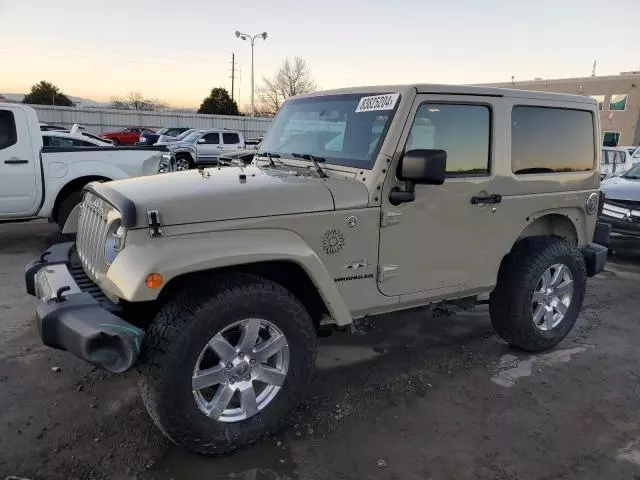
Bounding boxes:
56 191 83 230
489 237 586 352
138 273 316 455
175 154 193 171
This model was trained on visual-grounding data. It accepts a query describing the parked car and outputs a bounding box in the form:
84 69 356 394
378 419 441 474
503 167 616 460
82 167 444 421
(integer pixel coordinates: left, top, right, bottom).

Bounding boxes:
218 148 256 166
599 162 640 241
102 127 154 146
0 104 175 231
26 84 608 455
155 128 198 146
42 124 114 147
137 127 191 146
165 128 245 170
601 147 633 179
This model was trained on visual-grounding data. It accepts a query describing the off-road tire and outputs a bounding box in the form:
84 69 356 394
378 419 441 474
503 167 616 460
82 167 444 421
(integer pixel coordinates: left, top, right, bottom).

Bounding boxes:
56 191 83 230
138 273 316 455
489 236 587 352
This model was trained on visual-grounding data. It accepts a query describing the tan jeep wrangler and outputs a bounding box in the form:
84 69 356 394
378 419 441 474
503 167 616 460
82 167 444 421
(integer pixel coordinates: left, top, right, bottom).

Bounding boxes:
25 84 610 454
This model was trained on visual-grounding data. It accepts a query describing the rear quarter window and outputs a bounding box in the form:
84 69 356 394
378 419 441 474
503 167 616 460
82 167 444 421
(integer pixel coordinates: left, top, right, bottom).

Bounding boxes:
511 106 594 174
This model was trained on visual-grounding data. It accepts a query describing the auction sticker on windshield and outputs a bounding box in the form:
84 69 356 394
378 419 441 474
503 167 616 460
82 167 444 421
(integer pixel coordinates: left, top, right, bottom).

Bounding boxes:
355 93 400 113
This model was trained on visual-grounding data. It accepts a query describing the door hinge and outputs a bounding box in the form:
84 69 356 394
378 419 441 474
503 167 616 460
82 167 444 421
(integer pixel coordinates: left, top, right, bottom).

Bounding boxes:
378 265 399 282
380 210 402 228
147 210 163 238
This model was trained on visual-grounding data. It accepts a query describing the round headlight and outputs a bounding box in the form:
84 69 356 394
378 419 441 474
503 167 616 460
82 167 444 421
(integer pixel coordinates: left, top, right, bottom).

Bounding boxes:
104 221 126 265
586 192 599 215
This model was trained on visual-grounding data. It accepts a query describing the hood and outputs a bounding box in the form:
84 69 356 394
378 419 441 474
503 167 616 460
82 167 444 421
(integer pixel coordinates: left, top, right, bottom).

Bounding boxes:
92 165 370 228
165 140 195 150
600 176 640 202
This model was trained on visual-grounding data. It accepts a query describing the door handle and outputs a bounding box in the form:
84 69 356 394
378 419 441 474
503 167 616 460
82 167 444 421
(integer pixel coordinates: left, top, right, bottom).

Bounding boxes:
471 194 502 205
4 159 28 165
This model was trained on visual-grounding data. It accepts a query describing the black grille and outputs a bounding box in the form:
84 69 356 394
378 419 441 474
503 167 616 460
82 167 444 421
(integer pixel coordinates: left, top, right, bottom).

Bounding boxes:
69 251 120 313
606 198 640 210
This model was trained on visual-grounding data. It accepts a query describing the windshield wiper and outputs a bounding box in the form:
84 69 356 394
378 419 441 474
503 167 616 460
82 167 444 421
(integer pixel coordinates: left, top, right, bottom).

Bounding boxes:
291 153 328 178
256 151 281 167
623 175 640 179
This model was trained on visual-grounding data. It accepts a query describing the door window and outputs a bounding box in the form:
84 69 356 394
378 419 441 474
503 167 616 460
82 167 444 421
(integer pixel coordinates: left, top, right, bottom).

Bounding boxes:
0 110 18 150
223 132 240 144
202 132 220 144
405 103 490 176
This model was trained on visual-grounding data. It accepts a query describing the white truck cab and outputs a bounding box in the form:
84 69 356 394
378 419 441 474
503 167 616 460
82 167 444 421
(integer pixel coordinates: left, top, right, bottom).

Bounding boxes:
0 104 174 230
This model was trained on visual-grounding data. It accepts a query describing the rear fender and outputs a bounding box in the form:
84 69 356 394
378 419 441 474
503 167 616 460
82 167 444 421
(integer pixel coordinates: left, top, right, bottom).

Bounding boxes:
102 228 353 325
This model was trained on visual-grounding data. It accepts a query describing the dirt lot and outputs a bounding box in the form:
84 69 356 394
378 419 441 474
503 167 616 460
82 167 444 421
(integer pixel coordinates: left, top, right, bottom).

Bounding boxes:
2 221 640 480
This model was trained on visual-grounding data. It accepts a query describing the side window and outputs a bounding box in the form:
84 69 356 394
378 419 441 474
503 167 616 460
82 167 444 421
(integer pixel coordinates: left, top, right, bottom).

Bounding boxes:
49 136 74 148
203 133 220 144
609 94 627 111
72 139 97 147
603 131 620 147
223 132 240 144
511 106 594 174
406 103 490 176
0 110 18 150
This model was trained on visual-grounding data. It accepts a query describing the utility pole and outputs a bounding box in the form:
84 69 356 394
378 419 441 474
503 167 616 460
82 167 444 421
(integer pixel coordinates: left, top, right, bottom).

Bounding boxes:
228 52 239 102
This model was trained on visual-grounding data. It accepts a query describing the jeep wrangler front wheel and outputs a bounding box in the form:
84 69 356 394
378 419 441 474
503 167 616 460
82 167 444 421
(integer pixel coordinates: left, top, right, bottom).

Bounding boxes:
138 273 316 455
489 237 587 352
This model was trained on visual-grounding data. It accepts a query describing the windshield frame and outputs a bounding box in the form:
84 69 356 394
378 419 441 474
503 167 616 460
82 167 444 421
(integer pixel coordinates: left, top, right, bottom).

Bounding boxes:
258 93 400 170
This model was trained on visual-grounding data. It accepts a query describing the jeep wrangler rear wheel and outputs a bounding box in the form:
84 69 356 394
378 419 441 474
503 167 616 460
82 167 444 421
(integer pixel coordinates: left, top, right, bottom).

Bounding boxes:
138 273 316 455
489 237 587 352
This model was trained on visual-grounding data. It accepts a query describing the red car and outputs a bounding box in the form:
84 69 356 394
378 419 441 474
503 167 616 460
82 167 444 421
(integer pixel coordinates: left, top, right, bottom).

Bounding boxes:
101 127 154 146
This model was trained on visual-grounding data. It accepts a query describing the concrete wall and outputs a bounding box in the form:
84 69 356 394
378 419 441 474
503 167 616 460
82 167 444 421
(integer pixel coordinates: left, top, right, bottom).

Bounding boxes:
29 104 272 138
486 73 640 146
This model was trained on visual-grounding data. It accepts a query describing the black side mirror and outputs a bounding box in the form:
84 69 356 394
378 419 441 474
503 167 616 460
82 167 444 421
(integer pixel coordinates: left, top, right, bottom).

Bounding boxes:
390 149 447 205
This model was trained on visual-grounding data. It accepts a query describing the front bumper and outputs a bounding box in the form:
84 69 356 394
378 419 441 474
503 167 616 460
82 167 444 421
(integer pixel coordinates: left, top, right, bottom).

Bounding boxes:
25 243 143 373
579 221 610 277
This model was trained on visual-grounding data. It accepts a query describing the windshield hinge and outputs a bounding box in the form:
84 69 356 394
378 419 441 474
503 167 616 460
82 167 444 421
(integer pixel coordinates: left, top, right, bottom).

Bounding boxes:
147 210 163 238
380 210 402 228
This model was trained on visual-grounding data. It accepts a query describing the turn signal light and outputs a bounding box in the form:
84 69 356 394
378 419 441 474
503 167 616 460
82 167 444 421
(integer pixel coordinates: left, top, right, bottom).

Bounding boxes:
145 273 164 289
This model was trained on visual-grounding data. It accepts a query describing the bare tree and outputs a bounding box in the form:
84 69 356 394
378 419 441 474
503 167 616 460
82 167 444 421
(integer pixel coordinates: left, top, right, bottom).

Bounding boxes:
110 92 167 111
257 57 317 116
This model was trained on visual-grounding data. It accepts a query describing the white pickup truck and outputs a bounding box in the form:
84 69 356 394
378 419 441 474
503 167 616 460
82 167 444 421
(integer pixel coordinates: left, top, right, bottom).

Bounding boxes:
0 104 174 231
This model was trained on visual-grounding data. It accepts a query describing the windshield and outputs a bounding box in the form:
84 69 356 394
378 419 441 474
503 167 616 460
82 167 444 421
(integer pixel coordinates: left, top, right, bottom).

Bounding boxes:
622 162 640 178
155 127 168 135
181 131 202 142
259 93 399 169
176 129 196 140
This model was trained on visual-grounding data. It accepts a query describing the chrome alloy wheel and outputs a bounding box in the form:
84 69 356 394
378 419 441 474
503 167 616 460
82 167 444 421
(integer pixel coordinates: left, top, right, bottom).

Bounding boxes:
192 318 289 423
175 157 191 171
531 263 574 331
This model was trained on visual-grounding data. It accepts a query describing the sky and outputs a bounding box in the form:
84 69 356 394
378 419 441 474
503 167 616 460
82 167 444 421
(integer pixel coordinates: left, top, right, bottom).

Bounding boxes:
1 0 638 109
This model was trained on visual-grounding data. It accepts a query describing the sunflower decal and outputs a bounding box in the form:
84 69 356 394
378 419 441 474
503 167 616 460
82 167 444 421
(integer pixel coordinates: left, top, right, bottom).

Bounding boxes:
321 229 345 255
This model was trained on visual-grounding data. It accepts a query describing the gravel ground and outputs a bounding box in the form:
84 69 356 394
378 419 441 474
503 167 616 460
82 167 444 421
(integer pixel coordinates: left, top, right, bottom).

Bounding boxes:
2 221 640 480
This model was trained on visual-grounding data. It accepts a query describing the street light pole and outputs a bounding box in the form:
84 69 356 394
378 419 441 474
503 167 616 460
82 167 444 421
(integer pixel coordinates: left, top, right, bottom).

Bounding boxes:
235 30 268 117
